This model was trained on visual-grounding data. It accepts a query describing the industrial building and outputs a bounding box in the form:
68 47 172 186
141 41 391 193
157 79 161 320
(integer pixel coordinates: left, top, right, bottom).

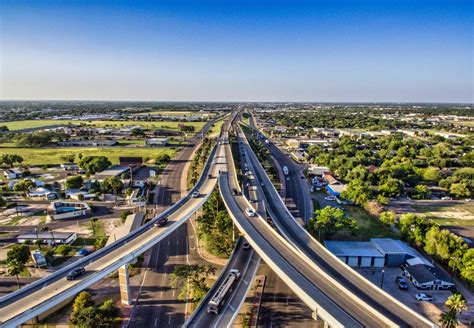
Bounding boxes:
325 238 432 268
17 232 77 245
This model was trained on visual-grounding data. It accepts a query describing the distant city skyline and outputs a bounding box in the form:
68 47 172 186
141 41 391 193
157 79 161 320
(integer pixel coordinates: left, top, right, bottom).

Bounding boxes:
1 0 472 103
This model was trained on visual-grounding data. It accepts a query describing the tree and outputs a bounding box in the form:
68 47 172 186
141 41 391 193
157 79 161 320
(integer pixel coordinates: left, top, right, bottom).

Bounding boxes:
71 291 94 324
445 293 467 314
60 154 76 163
379 211 396 226
399 213 433 247
307 206 358 240
170 264 216 302
412 184 432 200
341 179 372 205
155 153 171 165
78 156 111 174
95 237 107 250
90 218 99 235
0 154 23 168
120 210 131 224
102 176 124 195
449 182 471 197
55 244 72 257
423 167 440 183
379 178 404 198
7 258 25 289
65 175 84 189
439 310 457 328
460 248 474 285
13 179 35 192
7 244 30 264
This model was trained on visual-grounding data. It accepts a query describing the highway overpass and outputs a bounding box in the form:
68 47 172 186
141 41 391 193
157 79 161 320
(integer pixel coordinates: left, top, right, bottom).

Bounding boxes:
0 140 226 327
235 122 436 327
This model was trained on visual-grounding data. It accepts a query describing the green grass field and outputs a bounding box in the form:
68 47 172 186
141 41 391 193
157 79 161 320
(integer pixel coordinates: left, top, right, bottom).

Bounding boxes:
209 120 224 136
1 119 205 131
410 202 474 227
340 205 398 241
0 147 177 165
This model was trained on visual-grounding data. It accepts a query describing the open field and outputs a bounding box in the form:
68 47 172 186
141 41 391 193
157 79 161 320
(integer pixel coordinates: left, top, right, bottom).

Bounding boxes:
451 120 474 128
1 120 205 131
209 120 224 136
340 205 398 240
389 200 474 227
146 110 205 116
0 147 177 165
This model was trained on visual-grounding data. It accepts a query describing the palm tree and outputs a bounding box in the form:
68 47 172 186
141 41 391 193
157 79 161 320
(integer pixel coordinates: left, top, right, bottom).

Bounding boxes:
446 293 467 314
41 226 56 247
7 259 25 289
440 310 457 328
90 218 99 236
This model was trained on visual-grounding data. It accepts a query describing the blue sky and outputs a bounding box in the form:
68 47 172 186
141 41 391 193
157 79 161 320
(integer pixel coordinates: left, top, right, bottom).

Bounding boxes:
0 0 472 102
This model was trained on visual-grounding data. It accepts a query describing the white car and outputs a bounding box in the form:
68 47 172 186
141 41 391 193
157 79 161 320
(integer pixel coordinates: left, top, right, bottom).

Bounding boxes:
415 293 433 301
245 208 256 217
192 191 200 198
441 196 452 200
325 196 337 201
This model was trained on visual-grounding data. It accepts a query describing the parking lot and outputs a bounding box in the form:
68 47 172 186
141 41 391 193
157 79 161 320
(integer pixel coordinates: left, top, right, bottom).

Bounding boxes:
356 267 457 325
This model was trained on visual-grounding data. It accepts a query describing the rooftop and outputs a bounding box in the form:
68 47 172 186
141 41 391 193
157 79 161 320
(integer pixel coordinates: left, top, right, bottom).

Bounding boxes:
324 241 384 258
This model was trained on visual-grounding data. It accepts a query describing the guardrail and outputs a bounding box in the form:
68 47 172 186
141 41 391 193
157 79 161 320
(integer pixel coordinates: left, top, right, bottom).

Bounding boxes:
0 144 218 307
237 124 437 327
217 173 350 328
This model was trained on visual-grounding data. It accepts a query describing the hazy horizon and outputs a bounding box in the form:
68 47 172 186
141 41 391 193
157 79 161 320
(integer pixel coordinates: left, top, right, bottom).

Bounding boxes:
1 0 472 103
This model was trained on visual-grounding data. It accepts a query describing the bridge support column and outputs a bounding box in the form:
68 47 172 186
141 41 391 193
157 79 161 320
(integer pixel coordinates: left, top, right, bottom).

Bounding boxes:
118 264 131 305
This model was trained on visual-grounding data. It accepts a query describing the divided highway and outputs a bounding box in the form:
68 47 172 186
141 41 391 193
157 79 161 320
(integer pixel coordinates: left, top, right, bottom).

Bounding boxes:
219 133 396 327
236 123 436 327
0 142 226 327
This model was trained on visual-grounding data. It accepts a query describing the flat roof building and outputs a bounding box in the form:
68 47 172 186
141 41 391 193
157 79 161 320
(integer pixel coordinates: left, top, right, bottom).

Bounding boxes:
17 232 77 245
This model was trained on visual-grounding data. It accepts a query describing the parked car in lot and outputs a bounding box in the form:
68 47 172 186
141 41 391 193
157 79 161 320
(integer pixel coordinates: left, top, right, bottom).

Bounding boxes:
245 208 256 217
325 196 337 201
415 293 433 301
395 276 408 290
66 267 86 280
192 191 200 198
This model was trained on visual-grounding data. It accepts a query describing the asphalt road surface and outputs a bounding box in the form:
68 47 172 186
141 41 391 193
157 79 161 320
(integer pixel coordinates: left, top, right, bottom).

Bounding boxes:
130 118 221 328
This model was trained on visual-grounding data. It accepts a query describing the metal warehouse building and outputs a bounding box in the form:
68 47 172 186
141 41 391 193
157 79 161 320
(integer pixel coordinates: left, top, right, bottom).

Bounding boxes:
324 241 385 268
325 238 426 268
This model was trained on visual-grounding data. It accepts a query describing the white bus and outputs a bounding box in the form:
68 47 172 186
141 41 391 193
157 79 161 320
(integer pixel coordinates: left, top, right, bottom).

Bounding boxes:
207 269 241 314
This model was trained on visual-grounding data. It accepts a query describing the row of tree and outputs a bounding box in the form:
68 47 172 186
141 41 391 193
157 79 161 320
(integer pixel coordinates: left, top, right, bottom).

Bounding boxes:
398 213 473 286
70 291 120 327
189 137 213 186
197 188 235 257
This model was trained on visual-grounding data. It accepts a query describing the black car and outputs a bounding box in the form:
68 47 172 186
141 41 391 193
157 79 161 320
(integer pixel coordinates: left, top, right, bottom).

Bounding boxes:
66 267 86 280
154 217 169 227
232 188 239 195
396 276 408 290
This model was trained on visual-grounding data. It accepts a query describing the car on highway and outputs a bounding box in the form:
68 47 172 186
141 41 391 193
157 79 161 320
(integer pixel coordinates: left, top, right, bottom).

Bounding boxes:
192 191 200 198
395 276 408 290
441 196 452 200
66 267 86 280
245 208 256 217
260 182 265 187
232 188 239 195
415 293 433 301
154 217 169 227
324 196 337 201
243 242 250 250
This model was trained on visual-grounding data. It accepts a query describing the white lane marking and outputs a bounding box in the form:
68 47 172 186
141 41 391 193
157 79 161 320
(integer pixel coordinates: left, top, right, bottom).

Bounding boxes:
168 315 172 324
243 279 249 285
229 305 235 312
154 317 158 327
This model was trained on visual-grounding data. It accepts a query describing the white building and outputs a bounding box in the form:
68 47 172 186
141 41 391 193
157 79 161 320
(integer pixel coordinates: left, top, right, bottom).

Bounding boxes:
145 138 169 147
